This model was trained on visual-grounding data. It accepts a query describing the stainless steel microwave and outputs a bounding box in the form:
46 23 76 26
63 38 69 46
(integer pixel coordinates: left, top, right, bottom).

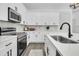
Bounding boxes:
8 7 21 23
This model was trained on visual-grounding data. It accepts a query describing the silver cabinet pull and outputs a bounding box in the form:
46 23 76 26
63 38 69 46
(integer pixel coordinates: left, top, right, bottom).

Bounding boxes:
10 49 12 56
7 51 9 56
5 43 12 46
7 49 12 56
47 47 49 55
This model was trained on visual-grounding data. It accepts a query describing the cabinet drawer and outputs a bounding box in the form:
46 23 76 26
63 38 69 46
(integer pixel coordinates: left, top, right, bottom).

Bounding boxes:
0 36 17 43
0 36 17 48
0 37 17 49
0 36 17 56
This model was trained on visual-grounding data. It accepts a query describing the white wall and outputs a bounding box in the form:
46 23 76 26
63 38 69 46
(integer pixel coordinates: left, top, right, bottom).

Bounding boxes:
72 8 79 33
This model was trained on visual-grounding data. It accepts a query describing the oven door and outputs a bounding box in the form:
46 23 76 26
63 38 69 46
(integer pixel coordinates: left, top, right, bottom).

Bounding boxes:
17 36 27 56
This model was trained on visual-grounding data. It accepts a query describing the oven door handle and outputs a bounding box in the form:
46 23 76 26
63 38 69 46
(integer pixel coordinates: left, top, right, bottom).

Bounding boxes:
5 43 12 46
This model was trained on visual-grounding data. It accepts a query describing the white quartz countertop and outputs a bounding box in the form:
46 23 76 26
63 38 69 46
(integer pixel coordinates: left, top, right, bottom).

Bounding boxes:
46 32 79 56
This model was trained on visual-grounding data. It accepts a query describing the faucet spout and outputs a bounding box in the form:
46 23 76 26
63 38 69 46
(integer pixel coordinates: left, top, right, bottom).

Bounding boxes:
60 22 73 38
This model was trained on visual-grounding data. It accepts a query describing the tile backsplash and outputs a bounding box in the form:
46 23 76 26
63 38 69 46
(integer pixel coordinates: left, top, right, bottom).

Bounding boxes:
25 25 59 34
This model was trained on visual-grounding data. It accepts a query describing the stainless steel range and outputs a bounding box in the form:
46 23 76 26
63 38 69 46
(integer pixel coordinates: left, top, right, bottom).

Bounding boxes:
17 32 27 56
0 27 16 35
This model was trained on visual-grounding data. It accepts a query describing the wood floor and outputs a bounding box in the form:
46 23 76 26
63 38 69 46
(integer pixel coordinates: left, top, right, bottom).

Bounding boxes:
22 43 46 56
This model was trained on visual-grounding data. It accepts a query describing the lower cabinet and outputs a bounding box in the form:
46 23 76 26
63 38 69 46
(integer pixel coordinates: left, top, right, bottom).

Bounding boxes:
0 36 17 56
0 47 7 56
27 31 44 45
44 36 56 56
44 36 62 56
6 40 17 56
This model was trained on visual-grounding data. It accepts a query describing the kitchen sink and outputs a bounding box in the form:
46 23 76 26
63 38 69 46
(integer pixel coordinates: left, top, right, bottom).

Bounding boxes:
51 36 78 44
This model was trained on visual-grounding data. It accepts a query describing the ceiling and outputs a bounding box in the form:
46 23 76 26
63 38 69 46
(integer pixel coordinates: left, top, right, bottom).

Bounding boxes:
23 3 71 10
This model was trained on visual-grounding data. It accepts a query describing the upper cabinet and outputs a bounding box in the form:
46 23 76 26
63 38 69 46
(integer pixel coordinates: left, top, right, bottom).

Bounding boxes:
25 12 59 25
14 3 27 25
0 3 14 21
0 3 17 21
0 3 27 25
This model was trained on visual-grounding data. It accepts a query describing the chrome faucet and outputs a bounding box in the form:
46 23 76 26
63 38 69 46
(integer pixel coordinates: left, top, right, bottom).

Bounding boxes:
60 22 73 38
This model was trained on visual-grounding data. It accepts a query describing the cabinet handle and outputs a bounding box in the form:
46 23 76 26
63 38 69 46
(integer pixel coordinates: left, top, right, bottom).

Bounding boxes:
47 47 49 55
7 51 9 56
5 43 12 46
10 49 12 56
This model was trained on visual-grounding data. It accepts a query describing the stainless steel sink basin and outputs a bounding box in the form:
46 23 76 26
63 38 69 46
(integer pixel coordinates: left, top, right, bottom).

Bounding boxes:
51 36 78 44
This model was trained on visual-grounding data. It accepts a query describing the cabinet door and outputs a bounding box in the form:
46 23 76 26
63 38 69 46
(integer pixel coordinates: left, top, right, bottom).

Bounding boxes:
0 3 8 21
11 40 17 56
0 3 15 21
0 47 7 56
27 31 44 45
14 3 27 25
5 37 17 56
27 31 36 45
44 36 56 56
0 36 17 56
5 41 13 56
0 46 15 56
26 12 59 25
43 12 59 25
5 40 17 56
35 32 44 42
6 45 17 56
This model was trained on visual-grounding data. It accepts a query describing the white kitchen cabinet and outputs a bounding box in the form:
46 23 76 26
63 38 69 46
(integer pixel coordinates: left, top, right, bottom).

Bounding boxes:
5 40 17 56
0 3 15 21
39 12 59 25
27 31 44 45
44 35 56 56
26 12 39 25
26 12 59 25
0 3 27 25
14 3 27 25
0 3 8 21
0 36 17 56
